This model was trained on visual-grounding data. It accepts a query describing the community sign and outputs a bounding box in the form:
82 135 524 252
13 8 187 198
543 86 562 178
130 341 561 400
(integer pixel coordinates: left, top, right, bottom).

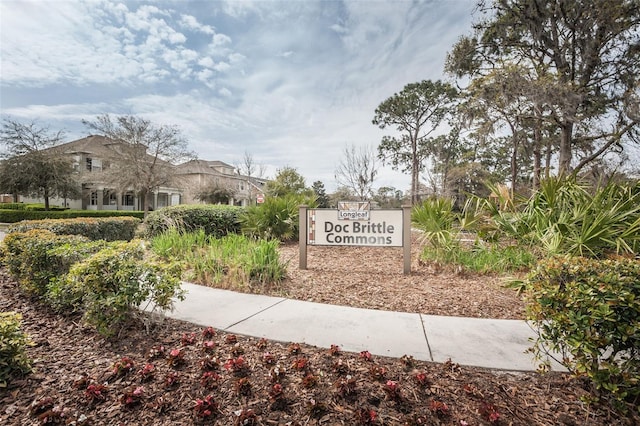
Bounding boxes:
299 203 411 274
308 208 403 247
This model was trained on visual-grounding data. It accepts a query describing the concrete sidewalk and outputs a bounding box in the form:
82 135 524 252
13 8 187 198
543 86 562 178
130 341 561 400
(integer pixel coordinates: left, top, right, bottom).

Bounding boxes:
165 282 563 372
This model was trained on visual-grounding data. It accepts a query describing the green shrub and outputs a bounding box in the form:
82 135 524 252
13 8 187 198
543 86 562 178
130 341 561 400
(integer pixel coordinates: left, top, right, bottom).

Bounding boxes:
45 240 112 313
0 209 144 223
487 178 640 258
1 229 90 296
0 312 32 387
0 203 27 210
23 204 67 211
412 197 457 251
240 194 317 241
522 256 640 408
63 240 184 337
142 204 243 238
8 216 140 241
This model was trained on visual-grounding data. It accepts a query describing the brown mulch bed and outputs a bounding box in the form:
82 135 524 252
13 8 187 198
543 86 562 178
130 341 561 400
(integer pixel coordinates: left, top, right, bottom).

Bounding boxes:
2 271 637 425
272 233 525 320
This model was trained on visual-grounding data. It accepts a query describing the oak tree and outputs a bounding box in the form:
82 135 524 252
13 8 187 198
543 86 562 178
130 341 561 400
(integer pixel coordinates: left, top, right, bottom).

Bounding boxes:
0 119 79 209
446 0 640 177
83 114 193 215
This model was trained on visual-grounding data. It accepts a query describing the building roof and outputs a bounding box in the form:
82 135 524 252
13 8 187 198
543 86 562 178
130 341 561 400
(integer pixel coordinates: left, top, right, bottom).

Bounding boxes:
175 159 237 176
51 135 114 155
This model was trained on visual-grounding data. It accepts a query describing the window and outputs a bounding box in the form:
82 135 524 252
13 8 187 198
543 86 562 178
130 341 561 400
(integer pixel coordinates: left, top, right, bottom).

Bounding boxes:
122 192 135 206
103 190 117 205
86 158 92 171
90 191 98 205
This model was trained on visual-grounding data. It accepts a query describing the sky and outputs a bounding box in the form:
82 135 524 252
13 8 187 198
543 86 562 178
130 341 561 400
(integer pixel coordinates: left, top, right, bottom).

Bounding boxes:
0 0 477 193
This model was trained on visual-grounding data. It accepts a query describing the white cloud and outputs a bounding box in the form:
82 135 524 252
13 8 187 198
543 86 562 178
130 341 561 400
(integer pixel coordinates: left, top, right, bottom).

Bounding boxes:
180 14 215 34
212 33 232 46
198 57 215 68
213 62 231 72
0 0 478 192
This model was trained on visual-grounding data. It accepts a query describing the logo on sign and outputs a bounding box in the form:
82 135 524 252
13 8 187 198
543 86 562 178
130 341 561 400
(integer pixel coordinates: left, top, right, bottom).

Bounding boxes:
337 201 370 220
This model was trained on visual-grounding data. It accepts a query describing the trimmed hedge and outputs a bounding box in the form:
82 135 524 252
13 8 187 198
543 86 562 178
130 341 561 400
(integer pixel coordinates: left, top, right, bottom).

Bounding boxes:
0 312 32 387
0 203 27 210
142 204 243 238
1 229 185 337
0 209 144 223
0 203 66 211
524 255 640 408
8 216 141 241
2 230 92 296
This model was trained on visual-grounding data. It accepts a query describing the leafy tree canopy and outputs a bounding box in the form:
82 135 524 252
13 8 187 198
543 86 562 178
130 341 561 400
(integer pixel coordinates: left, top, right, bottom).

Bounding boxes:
373 80 458 204
0 119 79 209
265 166 311 198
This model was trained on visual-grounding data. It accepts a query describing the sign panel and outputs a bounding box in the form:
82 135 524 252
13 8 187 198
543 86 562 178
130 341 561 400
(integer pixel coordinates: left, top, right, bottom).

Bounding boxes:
308 209 403 247
256 194 265 204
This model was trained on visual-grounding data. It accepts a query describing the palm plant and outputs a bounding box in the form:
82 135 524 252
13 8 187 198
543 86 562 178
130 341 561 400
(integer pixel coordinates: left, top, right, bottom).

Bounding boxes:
489 177 640 258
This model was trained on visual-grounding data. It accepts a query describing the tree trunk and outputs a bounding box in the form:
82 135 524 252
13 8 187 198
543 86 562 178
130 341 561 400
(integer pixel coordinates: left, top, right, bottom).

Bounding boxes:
532 105 542 190
141 189 150 217
558 122 573 176
509 122 518 197
44 189 50 211
411 135 420 205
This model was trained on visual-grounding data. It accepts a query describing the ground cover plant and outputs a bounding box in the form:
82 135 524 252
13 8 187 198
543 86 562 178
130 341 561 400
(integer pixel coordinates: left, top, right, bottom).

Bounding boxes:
150 229 286 292
2 273 636 425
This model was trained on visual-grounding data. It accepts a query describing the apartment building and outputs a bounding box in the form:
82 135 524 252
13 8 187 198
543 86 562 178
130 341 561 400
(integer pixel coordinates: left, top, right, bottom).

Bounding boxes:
16 135 266 210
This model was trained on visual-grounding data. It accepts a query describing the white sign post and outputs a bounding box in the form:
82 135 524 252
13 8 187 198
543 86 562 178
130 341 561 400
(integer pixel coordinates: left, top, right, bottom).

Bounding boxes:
299 205 412 275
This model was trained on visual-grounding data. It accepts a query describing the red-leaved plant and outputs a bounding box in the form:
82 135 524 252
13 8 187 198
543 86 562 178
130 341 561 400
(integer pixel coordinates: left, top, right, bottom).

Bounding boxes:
234 377 252 396
166 348 185 368
84 382 108 403
369 365 387 382
181 332 197 346
428 400 450 417
120 386 144 408
138 363 155 381
291 357 309 371
383 380 402 401
479 401 501 423
302 372 319 388
112 356 135 377
334 375 358 399
202 326 216 339
201 340 217 353
288 343 301 355
224 356 247 376
194 395 219 419
200 371 221 389
199 355 220 371
353 407 377 425
414 371 430 387
328 344 341 356
147 344 165 360
359 351 373 362
164 371 180 388
262 351 276 365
